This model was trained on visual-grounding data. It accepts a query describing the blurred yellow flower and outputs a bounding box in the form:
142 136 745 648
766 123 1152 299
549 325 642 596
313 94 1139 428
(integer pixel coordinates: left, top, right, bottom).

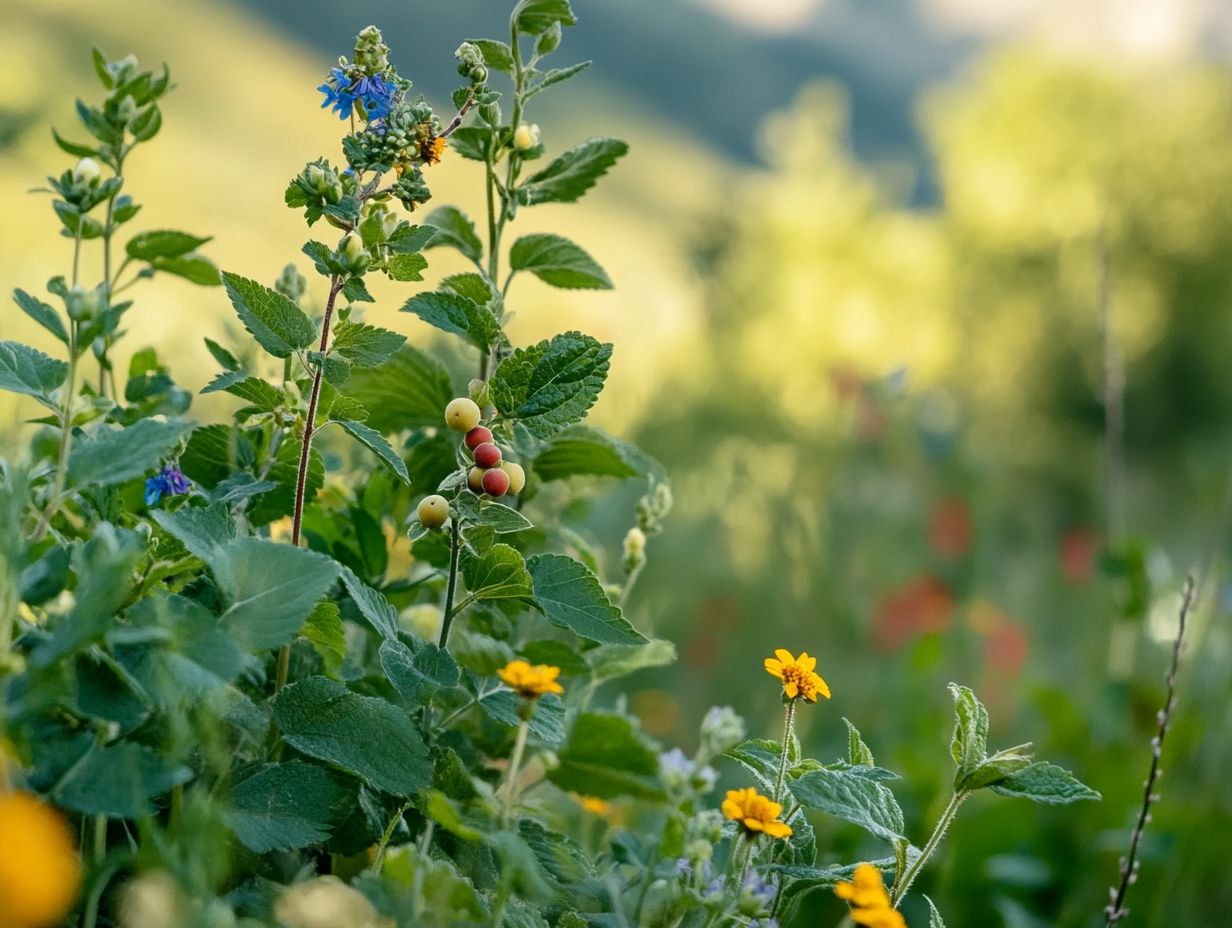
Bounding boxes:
720 786 792 838
834 863 905 928
497 660 564 699
763 648 831 702
424 136 446 165
576 795 612 816
0 791 81 928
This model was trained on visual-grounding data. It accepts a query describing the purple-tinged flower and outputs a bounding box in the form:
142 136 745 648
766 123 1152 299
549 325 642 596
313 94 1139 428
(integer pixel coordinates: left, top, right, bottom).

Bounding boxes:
737 870 778 917
353 74 395 120
674 858 692 878
145 465 191 506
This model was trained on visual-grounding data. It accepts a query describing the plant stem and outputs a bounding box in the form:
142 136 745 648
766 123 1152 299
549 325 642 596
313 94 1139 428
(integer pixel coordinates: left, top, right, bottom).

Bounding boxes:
33 227 84 542
437 516 462 648
891 790 967 907
501 718 531 824
371 800 412 873
275 274 343 694
92 813 107 864
1104 575 1196 925
773 699 796 803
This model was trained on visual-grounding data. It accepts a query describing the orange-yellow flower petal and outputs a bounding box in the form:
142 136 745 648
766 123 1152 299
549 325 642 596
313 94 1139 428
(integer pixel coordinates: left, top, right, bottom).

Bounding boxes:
0 792 81 928
497 660 564 699
764 648 831 703
721 787 792 839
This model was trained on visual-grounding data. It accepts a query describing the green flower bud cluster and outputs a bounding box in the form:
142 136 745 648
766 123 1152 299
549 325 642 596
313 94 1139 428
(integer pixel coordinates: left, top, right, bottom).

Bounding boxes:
353 26 391 75
275 263 307 302
284 160 355 225
337 231 369 273
390 169 432 212
636 480 674 536
454 42 487 85
343 97 440 176
696 705 746 763
65 285 105 322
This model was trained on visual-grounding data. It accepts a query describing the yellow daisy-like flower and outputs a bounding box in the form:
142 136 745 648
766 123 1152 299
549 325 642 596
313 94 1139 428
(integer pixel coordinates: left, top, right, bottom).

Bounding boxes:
834 863 906 928
497 660 564 699
0 791 82 928
423 135 446 165
764 649 831 702
720 786 793 839
576 795 612 816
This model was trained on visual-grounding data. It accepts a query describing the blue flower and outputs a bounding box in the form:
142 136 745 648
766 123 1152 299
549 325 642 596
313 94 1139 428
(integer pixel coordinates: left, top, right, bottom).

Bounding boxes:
145 465 191 506
319 66 357 119
353 74 395 121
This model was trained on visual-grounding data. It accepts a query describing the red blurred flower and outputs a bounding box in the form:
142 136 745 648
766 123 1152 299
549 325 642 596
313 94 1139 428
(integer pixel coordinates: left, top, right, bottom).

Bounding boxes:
873 574 954 650
928 497 972 559
1060 527 1098 585
984 619 1029 677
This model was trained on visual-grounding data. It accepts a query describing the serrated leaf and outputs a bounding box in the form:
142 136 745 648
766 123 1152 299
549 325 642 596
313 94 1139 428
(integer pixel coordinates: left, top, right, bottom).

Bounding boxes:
958 743 1035 791
151 502 235 576
303 600 346 677
925 896 947 928
586 639 676 682
339 567 399 640
225 761 350 853
343 345 453 434
221 271 316 359
844 718 876 768
401 290 501 353
526 61 591 99
789 767 906 845
68 418 189 487
332 324 406 368
216 538 340 651
386 253 428 281
151 254 221 286
948 682 988 771
126 229 211 261
470 38 514 73
988 762 1101 804
201 371 282 410
386 223 436 254
491 332 611 439
479 689 565 744
547 711 665 800
533 425 643 480
474 501 533 534
203 338 239 371
510 234 611 289
462 543 533 601
517 138 627 206
527 553 644 644
445 127 493 162
273 676 432 796
0 341 68 400
336 419 410 485
52 741 191 819
424 206 483 263
13 289 68 343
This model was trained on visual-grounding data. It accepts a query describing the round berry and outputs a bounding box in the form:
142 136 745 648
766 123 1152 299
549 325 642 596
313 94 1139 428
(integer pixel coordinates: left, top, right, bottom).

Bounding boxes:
473 441 502 469
444 397 481 432
481 467 510 497
467 466 486 493
500 461 526 495
465 426 493 450
417 494 449 529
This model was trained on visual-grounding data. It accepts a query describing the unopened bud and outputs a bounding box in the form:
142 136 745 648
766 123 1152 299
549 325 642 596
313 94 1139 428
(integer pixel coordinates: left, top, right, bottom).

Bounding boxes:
74 157 101 186
339 231 368 272
513 123 541 152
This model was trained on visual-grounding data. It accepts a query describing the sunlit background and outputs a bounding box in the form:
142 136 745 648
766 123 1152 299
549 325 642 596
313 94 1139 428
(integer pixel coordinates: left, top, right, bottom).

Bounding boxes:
4 0 1232 924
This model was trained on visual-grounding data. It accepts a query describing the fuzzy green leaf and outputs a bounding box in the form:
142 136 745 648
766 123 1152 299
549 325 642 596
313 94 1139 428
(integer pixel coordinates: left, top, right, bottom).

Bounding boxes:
925 897 947 928
989 761 1101 804
514 0 577 35
788 767 906 845
533 425 643 480
273 676 431 796
527 553 644 644
225 761 350 853
948 682 989 771
510 234 612 289
126 229 211 261
53 741 192 819
221 271 316 359
401 290 501 353
337 419 410 485
462 543 533 601
342 345 453 434
201 371 282 410
68 418 190 487
13 290 68 344
491 332 611 440
424 206 483 263
216 538 339 651
517 138 627 206
0 341 68 401
151 254 221 286
548 711 664 800
302 601 346 678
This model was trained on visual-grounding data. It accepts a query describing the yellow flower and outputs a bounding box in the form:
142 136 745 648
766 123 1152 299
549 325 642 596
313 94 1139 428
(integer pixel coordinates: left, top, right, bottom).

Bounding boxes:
497 660 564 699
576 795 612 816
834 863 906 928
763 648 831 702
0 791 82 928
423 135 446 165
720 786 792 839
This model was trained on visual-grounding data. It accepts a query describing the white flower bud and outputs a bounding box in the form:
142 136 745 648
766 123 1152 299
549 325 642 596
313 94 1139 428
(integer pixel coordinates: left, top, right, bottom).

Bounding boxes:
401 604 442 641
274 877 380 928
513 123 540 152
73 157 101 185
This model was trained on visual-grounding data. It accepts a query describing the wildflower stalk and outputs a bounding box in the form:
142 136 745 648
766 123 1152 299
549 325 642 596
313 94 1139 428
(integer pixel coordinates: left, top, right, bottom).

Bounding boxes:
275 273 344 694
890 789 967 906
1104 574 1196 925
33 228 84 542
371 800 413 873
501 717 531 824
97 153 126 398
437 516 462 647
773 699 797 802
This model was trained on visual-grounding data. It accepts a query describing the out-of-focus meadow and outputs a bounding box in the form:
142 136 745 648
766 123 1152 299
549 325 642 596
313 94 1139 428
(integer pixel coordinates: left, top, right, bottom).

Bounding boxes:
3 0 1231 923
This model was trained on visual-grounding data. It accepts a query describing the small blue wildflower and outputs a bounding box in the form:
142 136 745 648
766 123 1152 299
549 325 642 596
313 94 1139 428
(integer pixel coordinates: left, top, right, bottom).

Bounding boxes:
145 465 191 506
319 66 356 119
353 73 395 120
674 858 692 878
741 870 777 908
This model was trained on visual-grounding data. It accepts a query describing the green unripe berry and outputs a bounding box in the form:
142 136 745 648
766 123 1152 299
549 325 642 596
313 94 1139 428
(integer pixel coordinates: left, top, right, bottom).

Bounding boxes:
417 495 450 529
499 461 526 495
445 397 481 432
338 231 369 272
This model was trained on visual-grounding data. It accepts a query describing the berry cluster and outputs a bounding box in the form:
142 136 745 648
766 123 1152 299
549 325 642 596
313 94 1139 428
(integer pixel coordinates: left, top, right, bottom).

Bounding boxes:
416 397 527 530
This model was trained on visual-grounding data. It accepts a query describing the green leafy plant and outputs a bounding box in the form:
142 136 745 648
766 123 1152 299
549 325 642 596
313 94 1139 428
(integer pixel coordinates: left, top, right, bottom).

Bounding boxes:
0 5 1100 928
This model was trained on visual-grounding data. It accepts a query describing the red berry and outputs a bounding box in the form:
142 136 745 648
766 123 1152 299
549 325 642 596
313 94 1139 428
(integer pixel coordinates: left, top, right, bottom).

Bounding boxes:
481 467 510 497
473 442 502 469
465 426 493 450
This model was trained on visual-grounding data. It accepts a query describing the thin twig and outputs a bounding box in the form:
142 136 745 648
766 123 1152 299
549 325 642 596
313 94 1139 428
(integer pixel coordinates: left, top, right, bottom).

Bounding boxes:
1104 574 1196 925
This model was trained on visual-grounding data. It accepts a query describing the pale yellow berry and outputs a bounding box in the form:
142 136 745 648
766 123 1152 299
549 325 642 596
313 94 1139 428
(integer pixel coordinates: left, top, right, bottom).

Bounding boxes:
417 494 449 529
73 157 101 185
500 461 526 495
467 466 486 493
444 397 481 432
